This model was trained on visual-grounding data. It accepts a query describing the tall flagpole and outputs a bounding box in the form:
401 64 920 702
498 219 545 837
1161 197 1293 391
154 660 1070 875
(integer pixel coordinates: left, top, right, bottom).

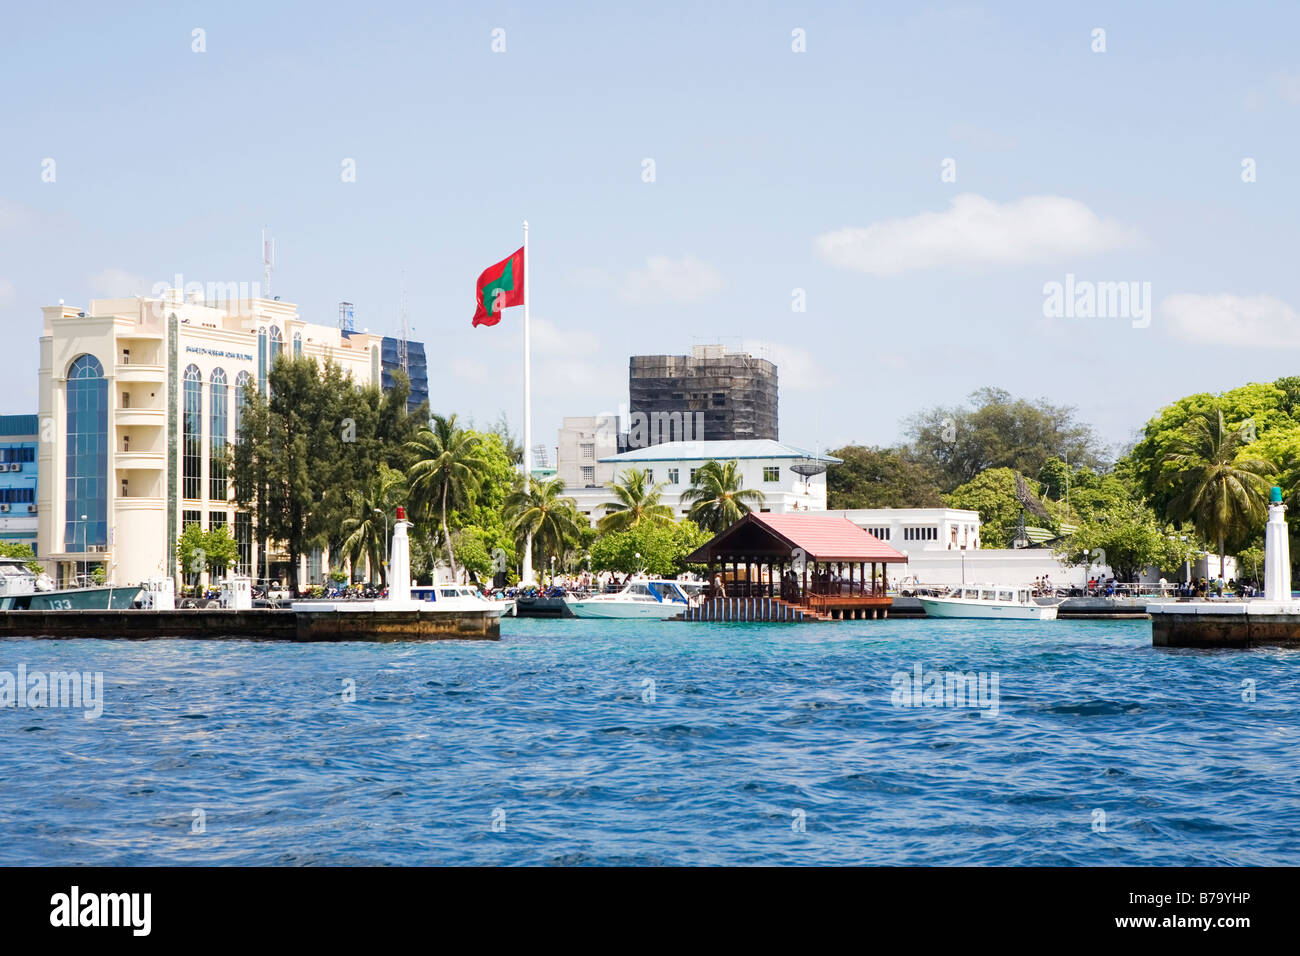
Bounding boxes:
521 219 534 585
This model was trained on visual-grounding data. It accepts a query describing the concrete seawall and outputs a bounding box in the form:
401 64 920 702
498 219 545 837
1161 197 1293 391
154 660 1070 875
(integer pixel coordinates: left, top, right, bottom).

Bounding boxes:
0 608 500 642
1150 604 1300 648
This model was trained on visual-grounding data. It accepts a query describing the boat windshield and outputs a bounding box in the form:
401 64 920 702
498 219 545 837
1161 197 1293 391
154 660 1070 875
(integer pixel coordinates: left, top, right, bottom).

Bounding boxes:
649 582 685 603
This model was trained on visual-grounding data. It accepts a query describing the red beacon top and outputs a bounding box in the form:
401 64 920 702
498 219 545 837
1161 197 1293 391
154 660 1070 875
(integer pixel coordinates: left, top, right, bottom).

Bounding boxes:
396 506 406 521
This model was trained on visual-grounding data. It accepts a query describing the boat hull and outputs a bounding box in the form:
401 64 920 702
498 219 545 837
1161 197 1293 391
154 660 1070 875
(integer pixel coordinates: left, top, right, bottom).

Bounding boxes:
918 597 1058 621
3 585 141 611
565 599 686 620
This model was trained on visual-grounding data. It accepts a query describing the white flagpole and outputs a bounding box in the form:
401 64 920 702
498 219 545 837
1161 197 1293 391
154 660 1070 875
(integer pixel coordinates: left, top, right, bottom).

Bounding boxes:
521 219 534 585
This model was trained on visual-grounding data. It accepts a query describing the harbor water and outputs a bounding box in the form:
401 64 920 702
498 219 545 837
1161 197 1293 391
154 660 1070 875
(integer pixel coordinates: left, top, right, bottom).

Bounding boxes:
1 617 1297 865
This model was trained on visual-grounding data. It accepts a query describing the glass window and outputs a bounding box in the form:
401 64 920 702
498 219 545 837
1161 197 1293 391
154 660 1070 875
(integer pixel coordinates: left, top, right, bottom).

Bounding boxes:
763 466 779 482
209 368 227 500
183 365 203 500
235 512 252 576
234 370 252 442
293 332 303 358
666 468 679 484
257 328 268 394
64 354 107 550
269 325 283 362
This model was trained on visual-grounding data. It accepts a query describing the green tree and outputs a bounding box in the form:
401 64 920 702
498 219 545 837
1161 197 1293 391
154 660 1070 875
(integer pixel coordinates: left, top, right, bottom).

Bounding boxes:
406 414 486 580
203 525 240 577
906 387 1105 492
944 468 1022 549
339 464 406 585
589 520 711 576
1055 498 1193 582
827 445 944 508
681 460 765 533
1160 408 1276 577
504 475 584 582
0 542 44 575
598 467 675 532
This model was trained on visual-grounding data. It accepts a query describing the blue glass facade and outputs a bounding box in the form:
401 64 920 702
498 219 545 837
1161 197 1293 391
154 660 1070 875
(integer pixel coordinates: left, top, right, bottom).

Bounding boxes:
0 414 39 547
64 355 107 549
234 370 251 440
380 337 430 412
257 328 267 394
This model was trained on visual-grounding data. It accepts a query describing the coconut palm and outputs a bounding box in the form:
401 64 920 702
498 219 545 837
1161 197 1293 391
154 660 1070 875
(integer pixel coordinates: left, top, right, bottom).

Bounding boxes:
597 467 675 533
406 414 486 580
339 465 406 585
1160 408 1276 577
504 475 584 583
680 459 766 533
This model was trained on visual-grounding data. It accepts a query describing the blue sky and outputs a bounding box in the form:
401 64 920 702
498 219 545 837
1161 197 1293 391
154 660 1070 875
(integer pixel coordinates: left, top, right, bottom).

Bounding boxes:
3 1 1300 457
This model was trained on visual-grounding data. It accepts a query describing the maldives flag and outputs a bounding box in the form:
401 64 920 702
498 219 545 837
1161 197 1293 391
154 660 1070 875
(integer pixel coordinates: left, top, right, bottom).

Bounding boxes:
472 247 525 327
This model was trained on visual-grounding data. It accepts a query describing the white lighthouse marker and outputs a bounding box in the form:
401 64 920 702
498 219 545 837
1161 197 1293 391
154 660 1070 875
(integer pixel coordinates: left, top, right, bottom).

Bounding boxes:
1264 486 1291 603
388 505 413 605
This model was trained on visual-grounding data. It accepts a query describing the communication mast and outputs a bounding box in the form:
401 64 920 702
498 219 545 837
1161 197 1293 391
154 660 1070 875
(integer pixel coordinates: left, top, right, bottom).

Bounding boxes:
261 227 276 299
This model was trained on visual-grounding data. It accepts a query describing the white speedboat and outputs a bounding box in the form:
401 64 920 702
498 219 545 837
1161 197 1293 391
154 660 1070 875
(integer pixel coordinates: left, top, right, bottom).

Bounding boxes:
566 578 695 619
411 585 514 617
918 584 1061 621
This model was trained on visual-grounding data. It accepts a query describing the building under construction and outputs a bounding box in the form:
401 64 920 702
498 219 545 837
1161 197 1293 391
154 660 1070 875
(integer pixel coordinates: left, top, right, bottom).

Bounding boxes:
629 345 778 446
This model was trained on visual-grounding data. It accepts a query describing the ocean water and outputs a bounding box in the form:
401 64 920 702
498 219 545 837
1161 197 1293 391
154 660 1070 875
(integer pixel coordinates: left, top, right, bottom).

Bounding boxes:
1 617 1297 866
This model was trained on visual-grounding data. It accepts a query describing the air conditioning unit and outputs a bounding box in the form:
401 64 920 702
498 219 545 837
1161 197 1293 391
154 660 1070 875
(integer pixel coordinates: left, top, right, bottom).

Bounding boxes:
0 464 9 472
27 505 36 513
11 463 21 473
0 504 10 512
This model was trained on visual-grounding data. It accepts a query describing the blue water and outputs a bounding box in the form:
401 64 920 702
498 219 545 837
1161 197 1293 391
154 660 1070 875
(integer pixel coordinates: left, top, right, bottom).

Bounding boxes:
1 618 1297 866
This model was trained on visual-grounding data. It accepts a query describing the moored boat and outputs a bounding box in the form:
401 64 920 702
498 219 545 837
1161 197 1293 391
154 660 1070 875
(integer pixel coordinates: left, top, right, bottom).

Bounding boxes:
0 556 140 611
566 577 696 619
918 584 1061 621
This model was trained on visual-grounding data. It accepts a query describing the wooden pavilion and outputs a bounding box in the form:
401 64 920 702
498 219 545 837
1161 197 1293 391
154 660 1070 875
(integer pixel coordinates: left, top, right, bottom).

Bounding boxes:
683 512 909 621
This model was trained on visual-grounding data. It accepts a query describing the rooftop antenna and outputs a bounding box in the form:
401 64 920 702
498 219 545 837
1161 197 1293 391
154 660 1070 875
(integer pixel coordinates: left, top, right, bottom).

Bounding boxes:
261 227 276 300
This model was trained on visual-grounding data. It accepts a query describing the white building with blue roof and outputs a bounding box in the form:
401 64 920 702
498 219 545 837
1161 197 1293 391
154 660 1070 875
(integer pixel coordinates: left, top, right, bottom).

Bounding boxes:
565 439 841 526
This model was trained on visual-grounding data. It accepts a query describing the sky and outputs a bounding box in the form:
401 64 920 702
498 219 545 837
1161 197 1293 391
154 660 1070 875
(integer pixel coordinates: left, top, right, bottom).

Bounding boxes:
3 0 1300 460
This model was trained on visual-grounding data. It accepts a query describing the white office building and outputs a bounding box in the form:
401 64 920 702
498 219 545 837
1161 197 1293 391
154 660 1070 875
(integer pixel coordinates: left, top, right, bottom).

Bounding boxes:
38 289 385 587
567 439 840 526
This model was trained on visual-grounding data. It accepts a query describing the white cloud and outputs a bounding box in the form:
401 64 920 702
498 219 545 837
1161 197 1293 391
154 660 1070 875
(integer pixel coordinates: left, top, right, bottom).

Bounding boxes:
0 278 14 307
87 268 147 298
1160 293 1300 346
572 256 724 304
1274 73 1300 105
815 194 1139 276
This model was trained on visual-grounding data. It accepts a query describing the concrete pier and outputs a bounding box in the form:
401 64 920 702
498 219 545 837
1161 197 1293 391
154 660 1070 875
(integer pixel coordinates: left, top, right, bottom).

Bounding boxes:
0 607 500 642
1150 603 1300 649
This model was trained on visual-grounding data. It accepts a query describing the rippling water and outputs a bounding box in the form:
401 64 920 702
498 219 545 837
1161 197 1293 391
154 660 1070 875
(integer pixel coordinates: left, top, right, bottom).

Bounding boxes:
1 618 1297 865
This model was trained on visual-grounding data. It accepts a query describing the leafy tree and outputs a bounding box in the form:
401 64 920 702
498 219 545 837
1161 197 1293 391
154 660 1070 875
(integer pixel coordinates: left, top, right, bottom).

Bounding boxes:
681 460 765 532
1160 408 1276 577
1055 498 1194 582
589 520 711 576
339 465 406 585
827 444 944 508
175 524 239 581
0 542 44 575
944 468 1045 549
504 475 584 581
203 525 240 576
405 414 486 580
906 387 1105 492
598 467 675 532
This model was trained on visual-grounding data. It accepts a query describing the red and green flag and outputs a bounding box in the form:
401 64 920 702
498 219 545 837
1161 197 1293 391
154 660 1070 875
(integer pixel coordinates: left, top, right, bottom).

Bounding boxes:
472 247 525 327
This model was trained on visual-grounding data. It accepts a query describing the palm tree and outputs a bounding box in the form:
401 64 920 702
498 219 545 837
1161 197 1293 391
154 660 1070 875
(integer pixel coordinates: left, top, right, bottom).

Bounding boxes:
504 475 584 584
597 467 675 533
406 414 486 580
680 459 766 533
339 466 406 585
1160 408 1275 576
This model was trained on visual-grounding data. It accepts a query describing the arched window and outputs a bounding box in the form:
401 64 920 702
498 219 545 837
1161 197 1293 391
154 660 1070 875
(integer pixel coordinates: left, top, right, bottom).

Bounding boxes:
65 354 107 550
270 326 283 363
292 331 303 359
209 368 227 500
234 370 252 442
182 364 202 500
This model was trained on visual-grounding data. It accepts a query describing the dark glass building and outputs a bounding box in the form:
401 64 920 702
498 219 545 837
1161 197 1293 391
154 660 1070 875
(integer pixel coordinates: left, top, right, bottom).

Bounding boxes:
628 345 778 446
